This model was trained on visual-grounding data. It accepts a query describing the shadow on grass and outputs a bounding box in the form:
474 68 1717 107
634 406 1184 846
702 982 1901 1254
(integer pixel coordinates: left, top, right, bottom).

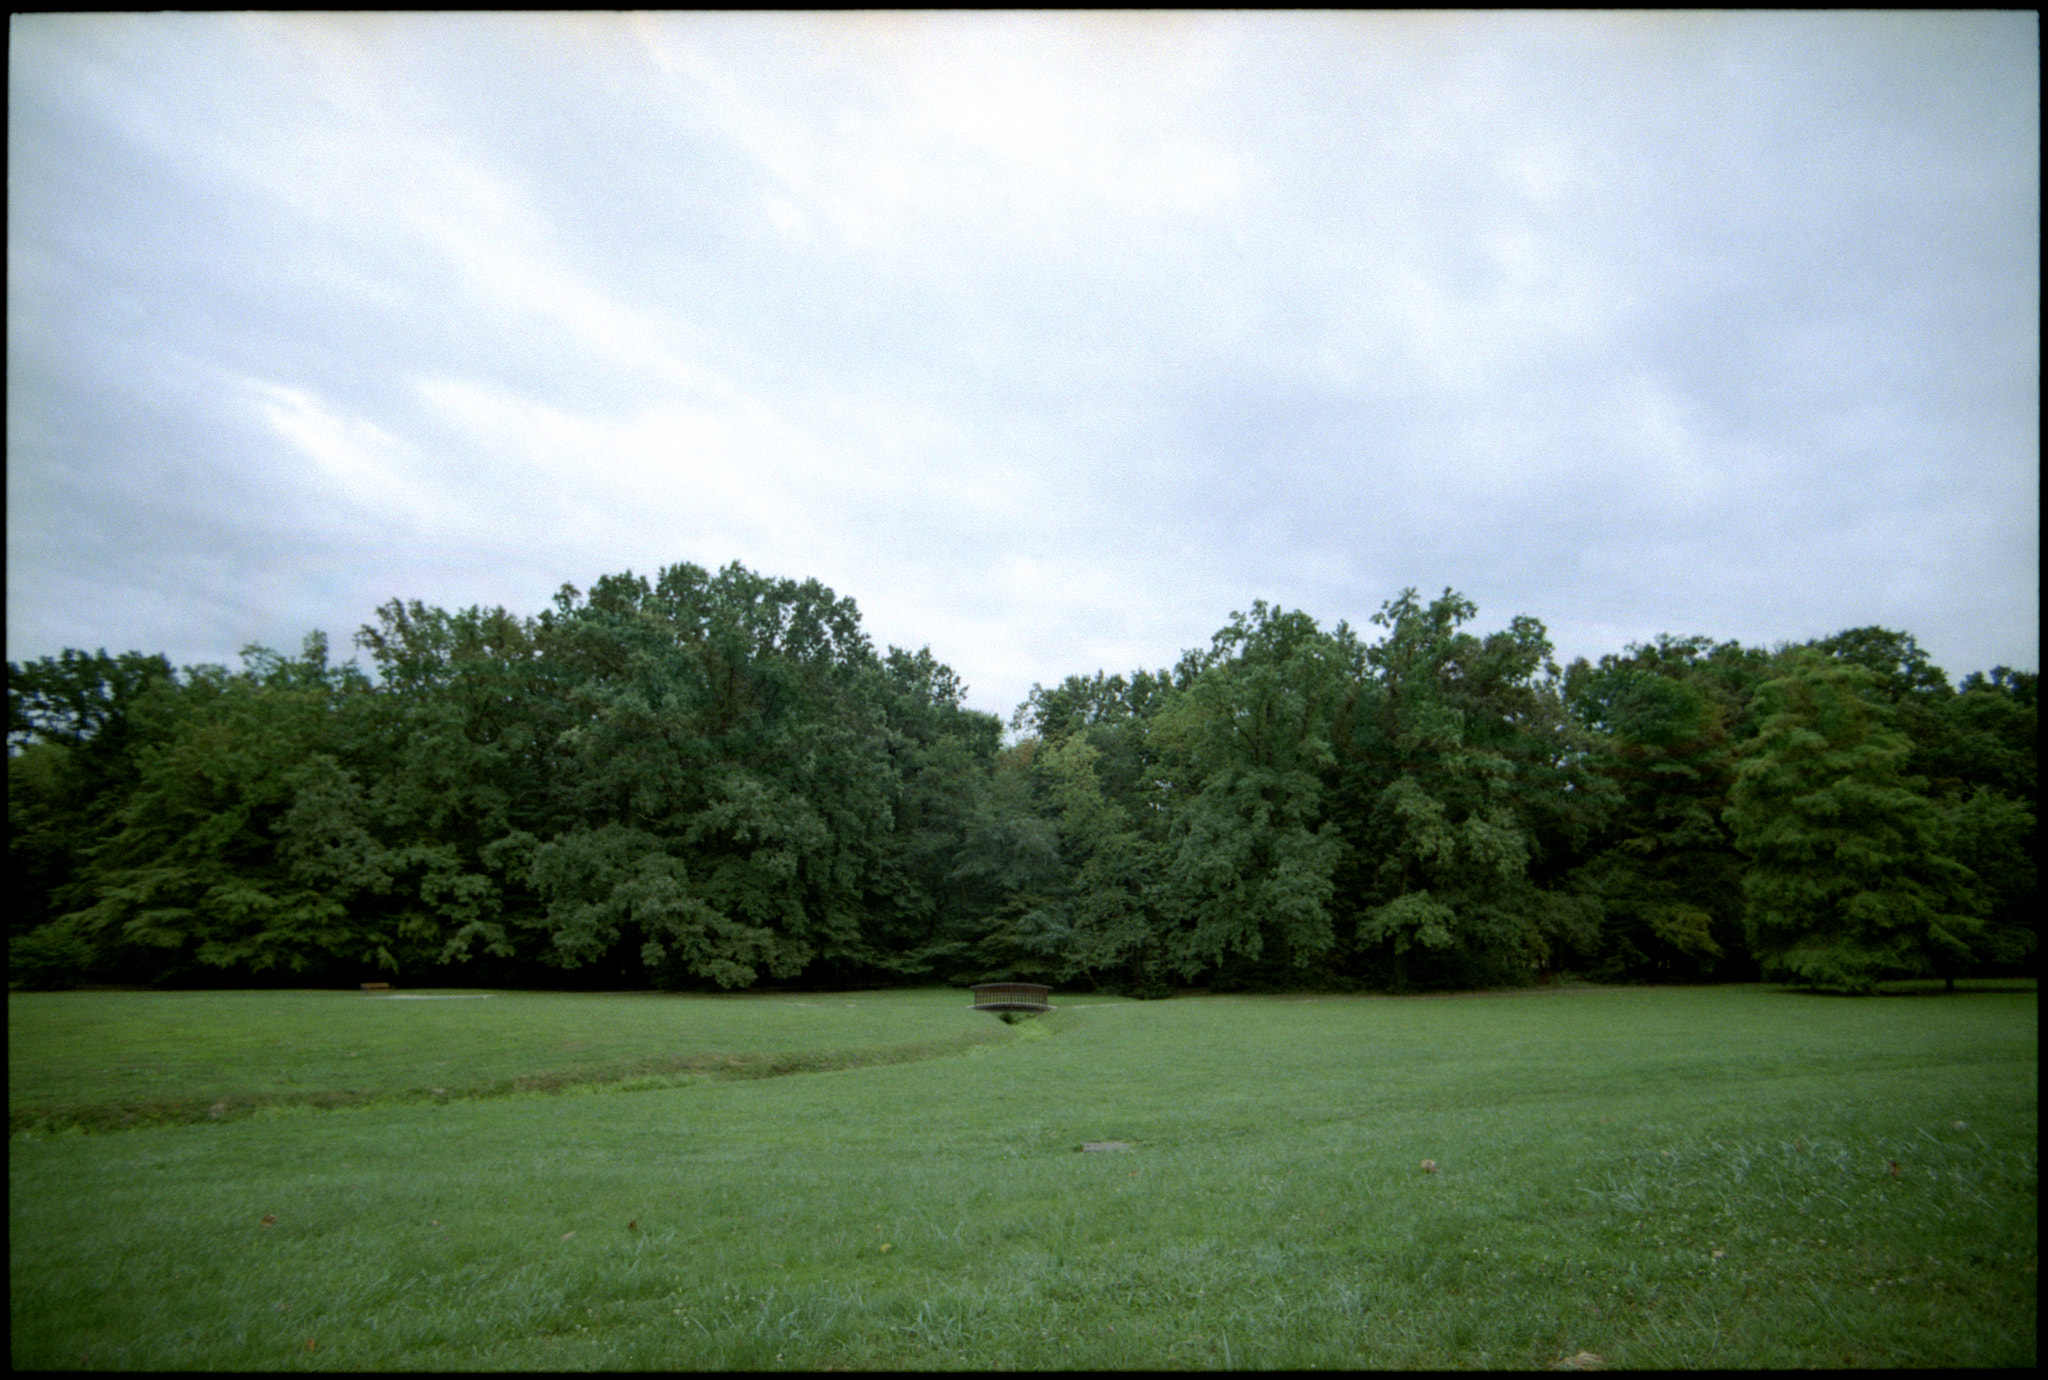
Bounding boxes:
1873 979 2038 997
1769 979 2039 999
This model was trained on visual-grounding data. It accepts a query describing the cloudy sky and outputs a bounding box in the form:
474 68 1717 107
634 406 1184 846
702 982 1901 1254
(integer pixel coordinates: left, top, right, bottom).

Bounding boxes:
8 12 2037 720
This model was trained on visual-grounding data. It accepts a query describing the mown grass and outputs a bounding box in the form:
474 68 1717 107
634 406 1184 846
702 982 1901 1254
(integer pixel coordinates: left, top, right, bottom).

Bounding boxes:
8 988 1010 1133
9 982 2036 1369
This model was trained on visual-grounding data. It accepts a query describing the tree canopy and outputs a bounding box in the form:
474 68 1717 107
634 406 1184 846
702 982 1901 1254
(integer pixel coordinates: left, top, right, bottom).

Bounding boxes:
9 563 2035 995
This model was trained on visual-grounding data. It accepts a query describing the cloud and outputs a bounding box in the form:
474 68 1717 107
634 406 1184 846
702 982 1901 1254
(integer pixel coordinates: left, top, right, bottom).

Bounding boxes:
7 12 2036 718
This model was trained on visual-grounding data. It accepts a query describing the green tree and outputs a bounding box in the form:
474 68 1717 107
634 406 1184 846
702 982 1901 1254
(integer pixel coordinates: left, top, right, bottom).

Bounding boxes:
981 733 1167 990
1340 590 1603 989
1562 635 1767 980
940 739 1068 982
1929 668 2038 974
1941 786 2037 973
1804 626 1966 792
350 599 568 975
1149 603 1356 987
60 635 397 982
1724 651 1985 993
859 646 1007 982
8 647 177 756
520 562 903 988
1934 667 2037 802
8 649 176 953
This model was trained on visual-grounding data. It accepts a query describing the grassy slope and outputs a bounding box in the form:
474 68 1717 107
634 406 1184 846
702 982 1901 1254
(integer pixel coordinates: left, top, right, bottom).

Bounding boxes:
8 988 1011 1131
8 983 2037 1370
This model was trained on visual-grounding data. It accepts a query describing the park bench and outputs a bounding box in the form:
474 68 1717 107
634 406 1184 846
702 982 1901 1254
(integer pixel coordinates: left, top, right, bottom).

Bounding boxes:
360 982 391 993
970 982 1052 1015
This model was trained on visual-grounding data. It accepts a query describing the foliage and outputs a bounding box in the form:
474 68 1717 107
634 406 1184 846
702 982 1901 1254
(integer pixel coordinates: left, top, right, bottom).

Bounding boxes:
1151 602 1355 984
1563 635 1765 981
7 649 176 946
52 637 392 982
1338 590 1604 989
1725 652 1987 993
7 562 2033 994
8 920 95 990
509 563 954 987
1006 735 1163 987
1942 786 2037 972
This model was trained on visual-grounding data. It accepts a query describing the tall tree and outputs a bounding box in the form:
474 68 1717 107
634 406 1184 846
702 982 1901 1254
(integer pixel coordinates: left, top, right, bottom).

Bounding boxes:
1002 733 1167 991
1562 635 1765 980
351 599 567 974
940 739 1068 982
1340 590 1602 989
1149 603 1356 985
1929 668 2038 974
8 649 176 952
854 645 1006 981
520 562 903 987
60 635 394 982
1724 651 1985 993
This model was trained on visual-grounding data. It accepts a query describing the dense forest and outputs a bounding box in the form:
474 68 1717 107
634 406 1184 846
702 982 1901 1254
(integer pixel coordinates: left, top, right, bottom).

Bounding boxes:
9 560 2036 995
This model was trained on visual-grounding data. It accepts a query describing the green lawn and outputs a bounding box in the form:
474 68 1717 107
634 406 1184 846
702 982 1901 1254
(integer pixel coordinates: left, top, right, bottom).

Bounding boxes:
7 987 1009 1133
8 981 2037 1370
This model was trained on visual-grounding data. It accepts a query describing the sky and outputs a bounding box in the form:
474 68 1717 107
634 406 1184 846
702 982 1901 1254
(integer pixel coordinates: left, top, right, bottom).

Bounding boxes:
8 12 2038 722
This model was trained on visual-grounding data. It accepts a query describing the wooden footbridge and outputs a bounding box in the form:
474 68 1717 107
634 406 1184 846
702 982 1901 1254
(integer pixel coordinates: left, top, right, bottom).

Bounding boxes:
970 983 1052 1017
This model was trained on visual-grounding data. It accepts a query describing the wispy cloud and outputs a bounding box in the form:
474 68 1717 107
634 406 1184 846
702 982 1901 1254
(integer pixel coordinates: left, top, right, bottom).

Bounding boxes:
8 11 2036 712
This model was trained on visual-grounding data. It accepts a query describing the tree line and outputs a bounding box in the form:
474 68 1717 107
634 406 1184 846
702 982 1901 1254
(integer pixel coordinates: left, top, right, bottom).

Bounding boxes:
9 561 2036 995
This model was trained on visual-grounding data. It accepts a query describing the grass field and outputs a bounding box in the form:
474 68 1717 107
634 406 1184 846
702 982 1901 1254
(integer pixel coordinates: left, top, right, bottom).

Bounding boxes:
9 981 2037 1370
6 987 1014 1134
